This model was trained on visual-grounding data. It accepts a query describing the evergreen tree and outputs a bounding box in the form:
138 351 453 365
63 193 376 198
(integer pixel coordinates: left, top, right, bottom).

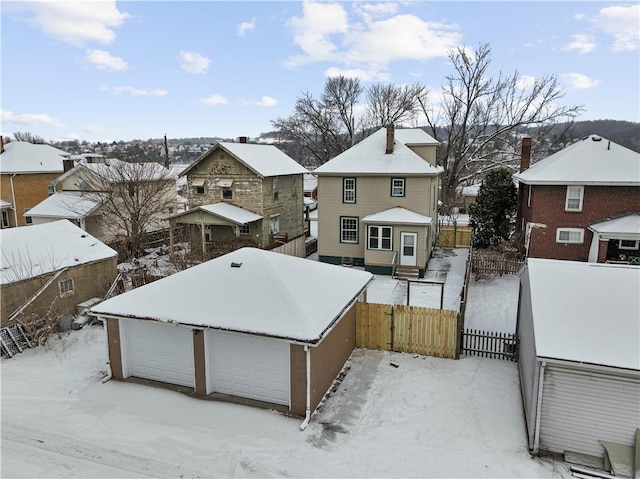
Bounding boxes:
469 168 517 248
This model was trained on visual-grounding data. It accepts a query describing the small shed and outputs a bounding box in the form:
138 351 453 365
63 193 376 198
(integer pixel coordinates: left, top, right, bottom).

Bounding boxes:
90 248 373 420
517 258 639 466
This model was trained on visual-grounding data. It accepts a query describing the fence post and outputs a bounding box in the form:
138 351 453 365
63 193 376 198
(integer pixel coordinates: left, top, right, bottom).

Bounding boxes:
389 305 395 352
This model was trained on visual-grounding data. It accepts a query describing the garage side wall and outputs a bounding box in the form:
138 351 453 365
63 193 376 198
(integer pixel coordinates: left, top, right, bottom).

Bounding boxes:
289 344 307 417
105 317 124 379
309 304 357 411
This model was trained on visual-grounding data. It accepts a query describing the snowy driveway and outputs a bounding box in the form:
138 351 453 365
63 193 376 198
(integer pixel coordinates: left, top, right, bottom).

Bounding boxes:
1 327 569 478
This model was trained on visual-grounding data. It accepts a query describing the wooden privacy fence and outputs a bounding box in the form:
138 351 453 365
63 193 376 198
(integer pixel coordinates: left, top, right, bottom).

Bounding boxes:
439 225 473 248
461 329 519 361
356 302 460 359
470 255 524 278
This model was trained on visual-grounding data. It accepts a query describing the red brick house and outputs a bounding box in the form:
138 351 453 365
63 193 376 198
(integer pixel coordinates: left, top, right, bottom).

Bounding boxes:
514 135 640 262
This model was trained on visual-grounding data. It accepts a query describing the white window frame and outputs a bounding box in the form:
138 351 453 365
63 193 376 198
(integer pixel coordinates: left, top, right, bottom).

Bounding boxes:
556 228 584 244
391 178 405 197
565 186 584 212
340 216 358 243
59 278 74 295
239 224 250 235
24 207 32 225
619 239 639 250
343 178 356 203
368 225 393 250
1 210 8 228
269 215 280 234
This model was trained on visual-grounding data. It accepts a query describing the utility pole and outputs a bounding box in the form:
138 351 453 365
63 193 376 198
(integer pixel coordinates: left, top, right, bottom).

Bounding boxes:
163 134 170 169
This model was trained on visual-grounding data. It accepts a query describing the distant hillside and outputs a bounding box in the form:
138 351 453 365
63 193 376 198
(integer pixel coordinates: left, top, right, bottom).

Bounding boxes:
545 120 640 153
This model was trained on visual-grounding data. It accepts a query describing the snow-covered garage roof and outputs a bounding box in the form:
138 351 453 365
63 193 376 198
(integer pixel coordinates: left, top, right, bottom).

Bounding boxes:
525 258 639 370
91 248 374 343
0 141 69 174
0 220 117 285
27 191 103 219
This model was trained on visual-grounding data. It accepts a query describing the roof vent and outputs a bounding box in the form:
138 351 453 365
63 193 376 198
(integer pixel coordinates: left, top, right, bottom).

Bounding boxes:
592 136 602 142
231 262 242 268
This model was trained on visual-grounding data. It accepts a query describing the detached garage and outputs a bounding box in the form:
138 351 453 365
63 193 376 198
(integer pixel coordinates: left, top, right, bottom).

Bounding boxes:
517 259 640 469
90 248 373 420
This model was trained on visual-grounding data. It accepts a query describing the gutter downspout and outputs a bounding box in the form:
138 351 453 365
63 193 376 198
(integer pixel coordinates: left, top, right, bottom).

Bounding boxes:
532 360 546 454
100 317 113 383
299 344 312 430
10 174 18 226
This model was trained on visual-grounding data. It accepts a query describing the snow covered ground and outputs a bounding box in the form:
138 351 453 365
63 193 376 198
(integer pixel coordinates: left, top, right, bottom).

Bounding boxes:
1 239 571 478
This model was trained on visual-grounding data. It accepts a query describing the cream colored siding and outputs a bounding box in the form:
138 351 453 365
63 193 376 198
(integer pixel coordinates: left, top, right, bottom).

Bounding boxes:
407 145 437 166
318 175 438 260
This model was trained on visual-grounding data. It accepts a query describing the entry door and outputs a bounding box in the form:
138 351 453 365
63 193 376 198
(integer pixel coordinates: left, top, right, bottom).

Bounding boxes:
400 232 418 266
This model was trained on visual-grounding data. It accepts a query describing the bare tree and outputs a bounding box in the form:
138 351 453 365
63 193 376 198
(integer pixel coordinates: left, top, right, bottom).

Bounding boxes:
12 131 46 144
418 43 583 212
366 83 429 127
77 159 177 258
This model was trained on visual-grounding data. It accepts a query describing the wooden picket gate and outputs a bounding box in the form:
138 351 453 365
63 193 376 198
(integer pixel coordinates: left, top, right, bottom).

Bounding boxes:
356 302 460 359
461 329 519 361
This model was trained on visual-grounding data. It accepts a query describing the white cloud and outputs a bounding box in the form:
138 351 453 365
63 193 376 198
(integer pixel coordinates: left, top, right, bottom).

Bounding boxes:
101 86 168 96
86 49 128 71
180 51 211 74
84 125 107 133
516 75 537 90
563 34 597 54
285 1 461 76
325 66 390 82
1 109 65 129
595 5 639 52
9 1 129 47
254 96 277 107
562 73 601 90
200 94 229 106
238 18 256 37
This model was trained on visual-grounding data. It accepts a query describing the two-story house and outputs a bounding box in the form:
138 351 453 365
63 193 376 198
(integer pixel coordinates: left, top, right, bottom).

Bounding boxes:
170 138 308 256
514 134 640 263
314 125 443 278
0 138 70 227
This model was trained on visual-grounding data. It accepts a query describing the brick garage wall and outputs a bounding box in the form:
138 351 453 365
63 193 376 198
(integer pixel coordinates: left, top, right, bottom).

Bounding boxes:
1 256 118 327
0 172 61 227
523 185 640 261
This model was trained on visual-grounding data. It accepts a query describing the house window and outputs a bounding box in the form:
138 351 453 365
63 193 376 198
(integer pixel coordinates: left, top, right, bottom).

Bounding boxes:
24 208 32 225
556 228 584 243
273 178 279 200
192 179 206 195
391 178 405 197
368 226 392 250
1 210 8 228
239 224 250 235
59 278 74 295
222 188 233 200
270 215 280 234
565 186 584 212
47 184 55 195
343 178 356 203
340 216 359 243
619 239 639 250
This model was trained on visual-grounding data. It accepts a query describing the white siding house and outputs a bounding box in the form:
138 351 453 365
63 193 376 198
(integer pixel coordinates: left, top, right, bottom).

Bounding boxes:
517 259 640 466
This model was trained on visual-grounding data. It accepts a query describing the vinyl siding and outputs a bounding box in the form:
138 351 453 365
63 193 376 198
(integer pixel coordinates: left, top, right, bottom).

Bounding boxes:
539 364 640 457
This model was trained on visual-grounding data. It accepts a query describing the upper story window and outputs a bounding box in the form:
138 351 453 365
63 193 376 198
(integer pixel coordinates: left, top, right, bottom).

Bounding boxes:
565 186 584 212
343 178 356 203
391 178 405 197
192 179 205 195
556 228 584 244
273 178 279 200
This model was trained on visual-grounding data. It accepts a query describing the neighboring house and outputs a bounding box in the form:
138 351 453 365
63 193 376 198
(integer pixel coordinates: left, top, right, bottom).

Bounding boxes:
30 157 177 245
517 258 639 466
314 125 443 278
90 247 373 418
514 135 640 262
171 139 307 255
0 138 70 227
460 184 480 213
0 220 118 327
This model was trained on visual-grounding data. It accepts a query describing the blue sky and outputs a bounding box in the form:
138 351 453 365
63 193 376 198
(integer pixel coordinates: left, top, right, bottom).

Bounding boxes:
1 1 639 143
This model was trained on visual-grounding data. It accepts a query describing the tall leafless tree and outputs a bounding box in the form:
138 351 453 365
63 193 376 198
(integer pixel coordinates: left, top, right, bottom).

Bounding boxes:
417 43 583 212
12 131 46 144
366 83 429 127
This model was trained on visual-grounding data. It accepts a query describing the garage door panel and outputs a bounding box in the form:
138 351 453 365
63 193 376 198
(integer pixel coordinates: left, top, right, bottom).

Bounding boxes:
207 331 290 406
122 320 195 388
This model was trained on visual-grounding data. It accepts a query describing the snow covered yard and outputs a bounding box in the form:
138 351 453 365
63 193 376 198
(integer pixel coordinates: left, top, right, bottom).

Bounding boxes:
1 325 569 478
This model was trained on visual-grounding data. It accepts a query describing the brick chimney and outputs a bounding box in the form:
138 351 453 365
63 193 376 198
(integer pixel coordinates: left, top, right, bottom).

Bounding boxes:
385 124 395 154
520 136 532 172
63 159 74 172
239 136 248 143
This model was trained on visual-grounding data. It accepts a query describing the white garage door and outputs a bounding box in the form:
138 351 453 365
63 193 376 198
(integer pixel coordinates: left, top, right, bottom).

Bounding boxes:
121 320 194 388
207 331 290 406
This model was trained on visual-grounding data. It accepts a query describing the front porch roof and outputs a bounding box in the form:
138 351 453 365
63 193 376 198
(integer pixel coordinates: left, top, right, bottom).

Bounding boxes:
361 207 433 225
588 214 640 240
169 202 262 225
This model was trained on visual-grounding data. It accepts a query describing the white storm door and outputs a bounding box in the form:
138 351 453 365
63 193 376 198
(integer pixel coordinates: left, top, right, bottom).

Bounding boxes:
400 232 418 266
121 319 195 387
207 330 290 406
